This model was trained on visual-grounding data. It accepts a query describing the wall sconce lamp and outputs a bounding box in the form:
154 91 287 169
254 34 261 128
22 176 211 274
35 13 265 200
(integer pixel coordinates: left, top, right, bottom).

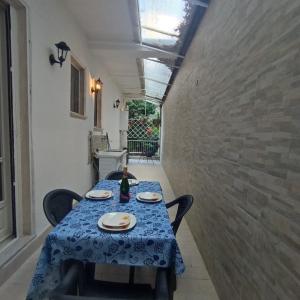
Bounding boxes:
113 99 120 109
49 41 71 67
91 78 102 94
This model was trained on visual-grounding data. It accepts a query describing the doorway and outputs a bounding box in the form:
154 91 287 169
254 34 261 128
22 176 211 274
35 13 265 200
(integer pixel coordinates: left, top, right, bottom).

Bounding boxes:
127 100 161 163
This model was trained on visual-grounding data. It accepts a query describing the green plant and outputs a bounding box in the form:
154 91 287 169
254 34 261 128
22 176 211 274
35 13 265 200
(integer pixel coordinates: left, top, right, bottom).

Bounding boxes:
127 100 157 119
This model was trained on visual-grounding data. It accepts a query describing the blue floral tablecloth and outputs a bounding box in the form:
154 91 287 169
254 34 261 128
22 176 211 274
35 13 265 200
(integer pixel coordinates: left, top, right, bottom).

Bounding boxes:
27 180 185 299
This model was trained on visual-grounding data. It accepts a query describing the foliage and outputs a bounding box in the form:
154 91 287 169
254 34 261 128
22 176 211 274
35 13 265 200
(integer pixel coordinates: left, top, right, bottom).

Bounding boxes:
127 100 160 155
157 0 193 68
128 100 157 119
176 0 194 41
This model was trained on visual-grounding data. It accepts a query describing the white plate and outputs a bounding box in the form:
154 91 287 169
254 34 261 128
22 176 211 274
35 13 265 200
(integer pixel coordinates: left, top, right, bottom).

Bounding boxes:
118 179 139 186
98 213 136 232
136 192 162 203
102 212 131 228
86 190 113 200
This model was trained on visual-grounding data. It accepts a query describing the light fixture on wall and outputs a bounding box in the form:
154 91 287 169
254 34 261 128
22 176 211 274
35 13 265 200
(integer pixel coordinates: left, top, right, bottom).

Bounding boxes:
91 78 102 94
49 41 71 67
113 99 120 109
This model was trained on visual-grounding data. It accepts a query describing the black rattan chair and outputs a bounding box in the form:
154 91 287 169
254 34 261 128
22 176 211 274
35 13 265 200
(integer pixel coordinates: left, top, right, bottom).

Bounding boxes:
105 171 137 180
43 189 83 226
166 195 193 236
49 261 170 300
43 190 96 282
139 142 159 164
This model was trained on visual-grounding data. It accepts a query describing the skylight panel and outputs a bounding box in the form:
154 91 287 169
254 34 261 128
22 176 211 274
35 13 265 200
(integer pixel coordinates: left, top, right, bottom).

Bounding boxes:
139 0 186 35
145 79 167 99
141 28 178 48
139 0 187 48
144 59 172 84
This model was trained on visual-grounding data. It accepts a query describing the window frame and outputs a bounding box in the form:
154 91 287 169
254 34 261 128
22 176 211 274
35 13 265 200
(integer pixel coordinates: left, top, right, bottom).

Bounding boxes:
70 56 86 119
94 78 103 130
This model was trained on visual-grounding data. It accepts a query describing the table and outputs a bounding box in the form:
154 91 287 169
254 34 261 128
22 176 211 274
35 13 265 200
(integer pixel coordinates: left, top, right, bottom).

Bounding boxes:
26 180 185 300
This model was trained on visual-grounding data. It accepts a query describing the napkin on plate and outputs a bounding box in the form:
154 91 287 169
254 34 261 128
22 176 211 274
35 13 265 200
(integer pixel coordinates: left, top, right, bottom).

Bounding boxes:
87 190 111 198
139 192 159 201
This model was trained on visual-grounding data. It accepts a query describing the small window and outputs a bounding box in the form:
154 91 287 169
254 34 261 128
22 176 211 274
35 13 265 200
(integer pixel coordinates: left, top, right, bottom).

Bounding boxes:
70 57 85 117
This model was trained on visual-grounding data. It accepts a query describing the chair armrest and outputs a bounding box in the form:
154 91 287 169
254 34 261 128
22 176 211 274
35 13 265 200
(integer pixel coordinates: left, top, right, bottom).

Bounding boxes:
155 268 169 300
165 198 179 209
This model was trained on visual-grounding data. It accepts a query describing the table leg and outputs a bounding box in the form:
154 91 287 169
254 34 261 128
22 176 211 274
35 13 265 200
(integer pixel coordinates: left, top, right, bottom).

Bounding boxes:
60 259 79 295
129 266 135 284
85 262 95 282
168 265 177 292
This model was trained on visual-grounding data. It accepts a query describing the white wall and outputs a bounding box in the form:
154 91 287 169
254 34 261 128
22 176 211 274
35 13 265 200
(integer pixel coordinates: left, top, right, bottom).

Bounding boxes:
23 0 122 234
91 60 121 149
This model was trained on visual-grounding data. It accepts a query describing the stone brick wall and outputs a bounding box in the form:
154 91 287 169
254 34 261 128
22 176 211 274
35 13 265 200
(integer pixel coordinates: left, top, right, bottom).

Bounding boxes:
162 0 300 299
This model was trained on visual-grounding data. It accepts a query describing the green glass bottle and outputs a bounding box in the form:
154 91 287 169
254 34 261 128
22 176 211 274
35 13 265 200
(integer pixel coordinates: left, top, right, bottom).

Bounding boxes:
120 166 130 203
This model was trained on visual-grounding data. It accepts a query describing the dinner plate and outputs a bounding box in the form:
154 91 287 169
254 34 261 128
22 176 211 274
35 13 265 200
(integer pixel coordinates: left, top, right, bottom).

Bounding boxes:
118 179 139 186
85 190 113 200
136 192 162 203
98 212 136 232
102 212 130 228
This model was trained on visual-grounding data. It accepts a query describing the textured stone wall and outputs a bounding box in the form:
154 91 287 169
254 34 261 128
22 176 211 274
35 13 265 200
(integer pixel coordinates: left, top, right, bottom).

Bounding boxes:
162 0 300 299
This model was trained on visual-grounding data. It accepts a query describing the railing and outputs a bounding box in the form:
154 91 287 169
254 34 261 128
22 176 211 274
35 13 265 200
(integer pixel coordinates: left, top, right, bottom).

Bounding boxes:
127 139 160 158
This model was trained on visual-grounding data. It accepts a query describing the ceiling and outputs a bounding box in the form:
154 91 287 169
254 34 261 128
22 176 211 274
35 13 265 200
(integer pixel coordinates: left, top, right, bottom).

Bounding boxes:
64 0 209 105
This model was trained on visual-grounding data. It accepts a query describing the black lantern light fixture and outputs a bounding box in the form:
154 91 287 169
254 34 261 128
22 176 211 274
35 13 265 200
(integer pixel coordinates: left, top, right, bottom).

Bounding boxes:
113 99 120 109
91 78 102 94
49 41 71 67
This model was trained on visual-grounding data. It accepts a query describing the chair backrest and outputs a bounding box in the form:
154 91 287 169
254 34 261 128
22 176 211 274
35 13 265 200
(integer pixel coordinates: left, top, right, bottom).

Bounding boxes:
43 189 82 226
167 195 193 235
105 171 137 180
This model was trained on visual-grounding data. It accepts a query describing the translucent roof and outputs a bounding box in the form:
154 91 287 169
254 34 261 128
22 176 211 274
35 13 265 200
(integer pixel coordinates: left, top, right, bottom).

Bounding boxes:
145 79 167 99
141 28 178 48
139 0 186 49
144 59 172 84
137 0 197 102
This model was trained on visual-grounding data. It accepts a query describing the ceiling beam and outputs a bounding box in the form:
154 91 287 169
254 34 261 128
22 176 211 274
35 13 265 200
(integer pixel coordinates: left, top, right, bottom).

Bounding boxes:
89 41 140 50
123 94 162 104
144 99 162 105
122 87 146 90
111 74 171 86
145 94 164 101
141 43 185 59
144 77 171 86
123 93 145 98
111 74 140 78
188 0 209 7
89 41 184 59
122 89 145 93
141 26 179 38
136 58 145 94
145 58 180 69
128 0 141 43
120 88 142 91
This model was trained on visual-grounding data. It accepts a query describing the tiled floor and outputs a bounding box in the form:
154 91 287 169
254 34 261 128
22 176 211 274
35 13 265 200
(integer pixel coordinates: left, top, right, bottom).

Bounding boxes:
0 248 41 300
0 161 219 300
129 158 161 165
127 161 220 300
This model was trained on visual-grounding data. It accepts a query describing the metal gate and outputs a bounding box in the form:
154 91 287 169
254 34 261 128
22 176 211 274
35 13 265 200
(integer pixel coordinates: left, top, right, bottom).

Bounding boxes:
127 119 160 158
